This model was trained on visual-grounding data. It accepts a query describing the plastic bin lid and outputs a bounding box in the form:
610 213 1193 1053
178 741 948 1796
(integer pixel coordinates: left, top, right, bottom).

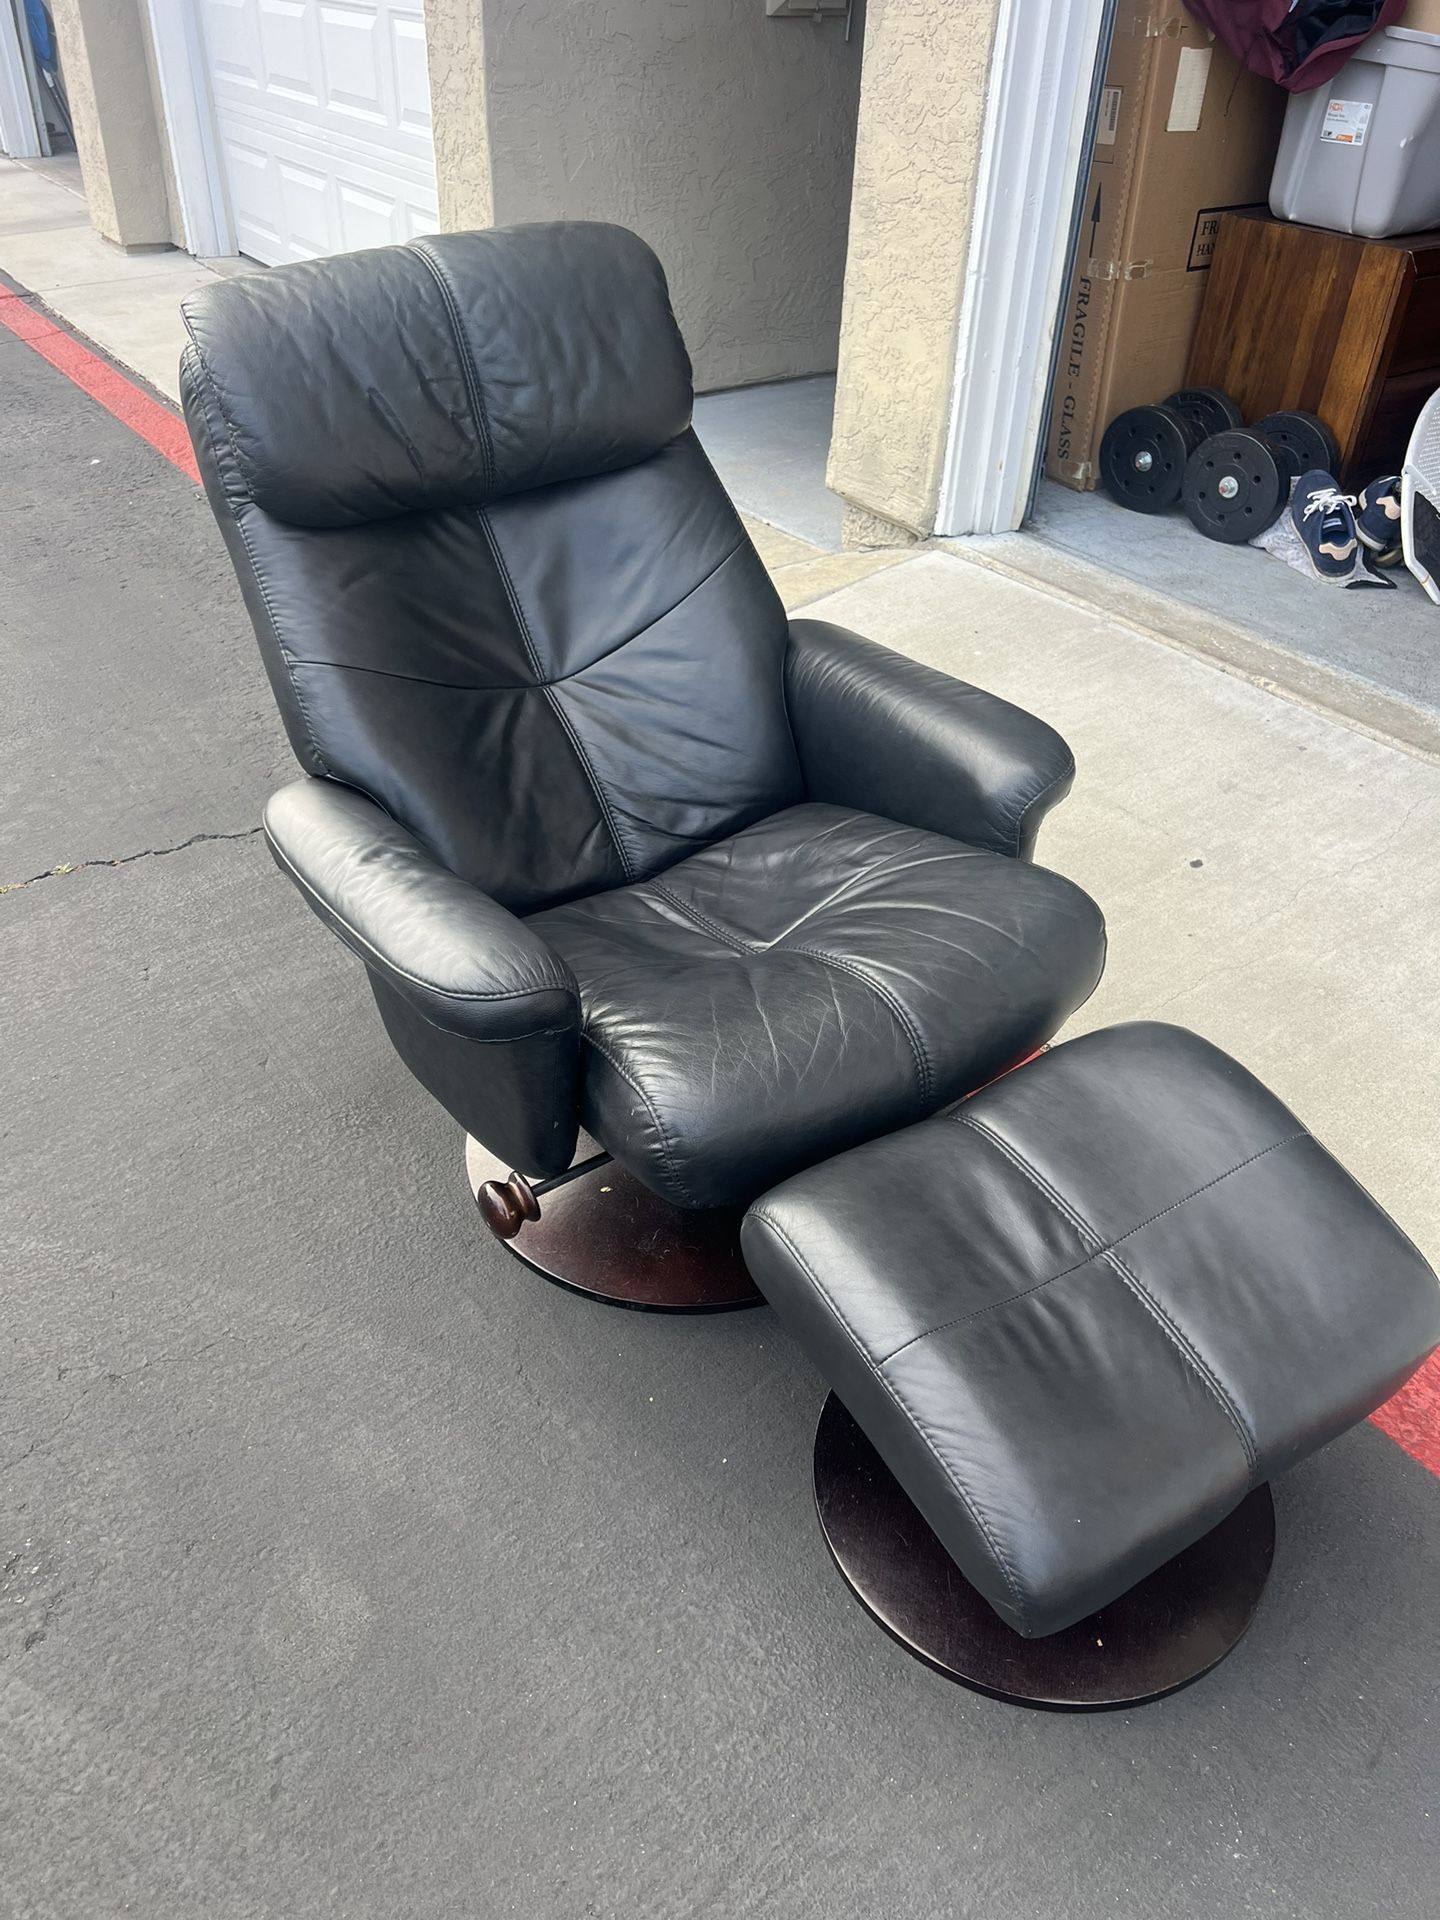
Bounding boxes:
1372 25 1440 70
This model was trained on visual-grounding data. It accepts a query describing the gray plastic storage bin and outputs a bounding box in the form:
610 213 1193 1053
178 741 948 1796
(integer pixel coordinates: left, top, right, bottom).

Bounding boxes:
1270 27 1440 238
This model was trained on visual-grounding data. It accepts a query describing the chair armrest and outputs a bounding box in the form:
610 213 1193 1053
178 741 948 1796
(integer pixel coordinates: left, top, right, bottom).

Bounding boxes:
264 779 581 1174
784 619 1076 860
264 780 579 1038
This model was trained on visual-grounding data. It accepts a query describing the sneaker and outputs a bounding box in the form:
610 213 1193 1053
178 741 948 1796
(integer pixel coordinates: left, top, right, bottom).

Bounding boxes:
1355 475 1403 563
1292 471 1358 583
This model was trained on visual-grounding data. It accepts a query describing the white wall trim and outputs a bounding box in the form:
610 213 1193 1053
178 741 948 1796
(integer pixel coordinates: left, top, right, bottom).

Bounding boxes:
144 0 234 256
934 0 1112 536
0 0 43 158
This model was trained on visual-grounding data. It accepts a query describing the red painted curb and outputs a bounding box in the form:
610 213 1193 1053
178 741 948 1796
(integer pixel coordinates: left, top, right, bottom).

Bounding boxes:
1372 1349 1440 1478
0 286 200 484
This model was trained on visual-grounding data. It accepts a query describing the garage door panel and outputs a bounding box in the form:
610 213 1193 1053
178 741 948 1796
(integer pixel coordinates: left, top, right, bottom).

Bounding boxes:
319 4 389 128
201 0 261 93
217 107 435 262
276 159 333 257
338 179 405 251
390 16 431 135
199 0 437 267
220 137 285 258
257 0 320 107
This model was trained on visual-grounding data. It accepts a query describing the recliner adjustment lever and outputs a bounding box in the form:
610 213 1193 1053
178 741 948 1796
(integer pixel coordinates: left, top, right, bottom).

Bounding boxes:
476 1150 612 1241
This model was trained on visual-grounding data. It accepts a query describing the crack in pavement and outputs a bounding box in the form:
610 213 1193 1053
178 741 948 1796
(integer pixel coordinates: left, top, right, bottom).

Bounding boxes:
0 825 263 894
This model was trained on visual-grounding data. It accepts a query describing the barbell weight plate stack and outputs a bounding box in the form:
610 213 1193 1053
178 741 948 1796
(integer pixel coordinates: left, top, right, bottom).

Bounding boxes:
1099 404 1201 514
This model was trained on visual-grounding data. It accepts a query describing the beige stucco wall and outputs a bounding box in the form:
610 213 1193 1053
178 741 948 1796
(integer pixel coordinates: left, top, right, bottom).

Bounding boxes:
827 0 1003 538
50 0 174 247
466 0 863 391
424 0 492 232
138 4 187 247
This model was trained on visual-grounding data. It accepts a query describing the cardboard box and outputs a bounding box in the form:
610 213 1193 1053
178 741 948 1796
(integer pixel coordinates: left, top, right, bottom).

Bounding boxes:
1045 2 1285 489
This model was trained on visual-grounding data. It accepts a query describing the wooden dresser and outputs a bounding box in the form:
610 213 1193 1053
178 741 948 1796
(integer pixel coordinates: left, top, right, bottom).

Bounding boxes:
1186 211 1440 486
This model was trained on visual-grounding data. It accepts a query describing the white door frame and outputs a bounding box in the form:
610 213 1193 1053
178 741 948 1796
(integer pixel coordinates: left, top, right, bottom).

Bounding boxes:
0 0 43 158
934 0 1114 537
143 0 235 256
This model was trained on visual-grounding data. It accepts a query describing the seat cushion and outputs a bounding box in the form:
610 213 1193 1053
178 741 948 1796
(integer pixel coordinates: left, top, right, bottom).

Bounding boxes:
742 1023 1440 1638
528 802 1106 1208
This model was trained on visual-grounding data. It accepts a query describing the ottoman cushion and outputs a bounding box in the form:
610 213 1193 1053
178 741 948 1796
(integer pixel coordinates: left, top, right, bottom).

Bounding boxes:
741 1022 1440 1638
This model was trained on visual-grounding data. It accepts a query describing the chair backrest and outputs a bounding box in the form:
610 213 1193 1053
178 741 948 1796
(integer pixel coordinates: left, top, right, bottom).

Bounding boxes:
181 224 802 913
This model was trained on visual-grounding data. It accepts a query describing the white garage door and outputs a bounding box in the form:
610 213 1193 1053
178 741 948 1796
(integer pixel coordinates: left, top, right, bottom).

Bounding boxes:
197 0 439 266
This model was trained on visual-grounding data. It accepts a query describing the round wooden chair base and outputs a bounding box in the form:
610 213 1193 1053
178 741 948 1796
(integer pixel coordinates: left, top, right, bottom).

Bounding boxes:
813 1393 1276 1711
464 1138 764 1313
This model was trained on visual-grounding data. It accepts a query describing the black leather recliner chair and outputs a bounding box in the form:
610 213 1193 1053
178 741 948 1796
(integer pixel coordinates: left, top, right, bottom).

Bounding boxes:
181 223 1106 1304
178 223 1440 1715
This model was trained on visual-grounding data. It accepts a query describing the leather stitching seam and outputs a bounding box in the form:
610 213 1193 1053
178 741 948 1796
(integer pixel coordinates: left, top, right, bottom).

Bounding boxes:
793 946 932 1103
282 539 750 695
633 879 935 1107
745 1208 1030 1632
407 241 496 493
955 1113 1263 1479
646 882 754 952
758 842 986 952
637 828 985 962
476 510 637 882
580 1032 697 1208
597 536 742 659
654 847 950 958
883 1130 1309 1363
1098 1245 1259 1480
473 509 545 680
536 689 635 877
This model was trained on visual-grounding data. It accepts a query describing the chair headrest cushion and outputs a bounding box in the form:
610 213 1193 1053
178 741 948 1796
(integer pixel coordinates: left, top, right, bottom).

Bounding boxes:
181 222 693 527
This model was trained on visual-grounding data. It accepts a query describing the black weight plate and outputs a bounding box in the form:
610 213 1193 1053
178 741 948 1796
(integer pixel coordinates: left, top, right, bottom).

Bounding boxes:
1099 404 1197 513
1164 386 1244 440
1264 434 1302 491
1250 410 1341 476
1182 429 1287 543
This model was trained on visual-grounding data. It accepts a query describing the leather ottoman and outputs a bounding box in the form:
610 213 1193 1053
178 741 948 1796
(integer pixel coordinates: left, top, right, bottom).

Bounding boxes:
742 1023 1440 1692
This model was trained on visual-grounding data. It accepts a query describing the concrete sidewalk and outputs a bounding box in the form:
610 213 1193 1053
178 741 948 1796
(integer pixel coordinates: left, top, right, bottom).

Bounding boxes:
0 155 249 396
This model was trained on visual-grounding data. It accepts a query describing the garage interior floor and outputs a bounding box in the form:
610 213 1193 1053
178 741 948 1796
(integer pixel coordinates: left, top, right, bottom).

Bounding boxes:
694 373 1440 750
693 374 845 550
4 232 1440 1916
1030 479 1440 732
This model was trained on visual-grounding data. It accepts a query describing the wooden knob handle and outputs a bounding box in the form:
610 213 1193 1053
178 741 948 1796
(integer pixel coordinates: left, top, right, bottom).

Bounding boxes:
476 1172 540 1240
